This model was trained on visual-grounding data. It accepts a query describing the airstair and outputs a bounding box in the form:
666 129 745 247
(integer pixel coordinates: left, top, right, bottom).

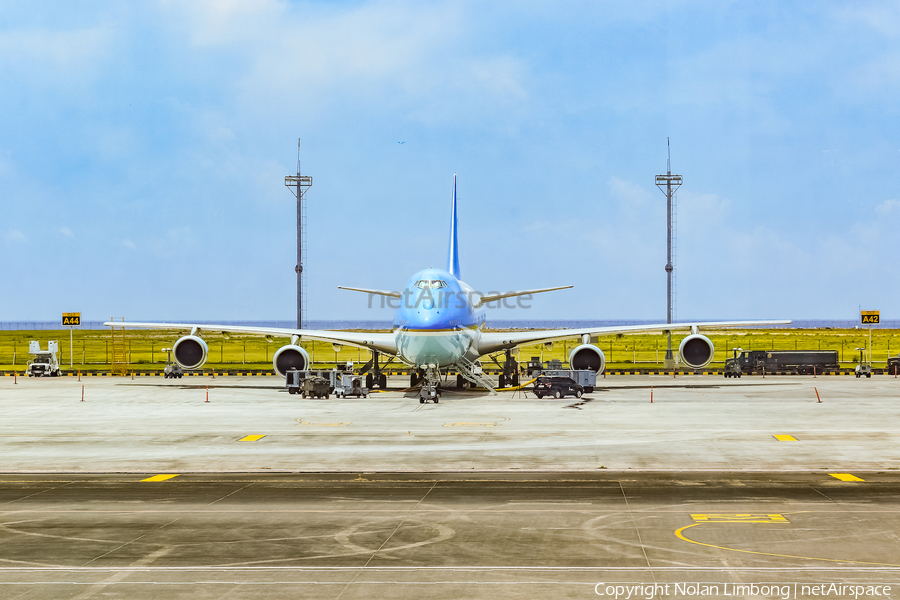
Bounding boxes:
455 356 496 394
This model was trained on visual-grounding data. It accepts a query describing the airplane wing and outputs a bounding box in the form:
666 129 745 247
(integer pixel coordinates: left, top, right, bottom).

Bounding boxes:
337 286 402 298
473 286 573 308
477 320 791 355
103 322 398 355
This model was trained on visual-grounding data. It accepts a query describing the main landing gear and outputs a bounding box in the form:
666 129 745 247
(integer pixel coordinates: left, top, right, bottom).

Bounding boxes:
362 350 389 390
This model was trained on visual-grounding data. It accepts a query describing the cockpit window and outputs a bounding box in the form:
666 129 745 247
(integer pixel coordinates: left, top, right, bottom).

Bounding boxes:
414 280 447 289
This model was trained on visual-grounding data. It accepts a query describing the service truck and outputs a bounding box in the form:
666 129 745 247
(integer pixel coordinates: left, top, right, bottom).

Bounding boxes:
724 350 839 377
886 355 900 376
26 340 61 377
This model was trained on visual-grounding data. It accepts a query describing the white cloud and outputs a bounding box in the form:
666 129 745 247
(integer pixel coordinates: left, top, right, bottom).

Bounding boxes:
158 1 532 125
0 27 112 93
832 4 900 38
122 239 136 250
608 176 654 206
876 199 900 216
3 229 27 246
147 227 198 259
59 226 74 238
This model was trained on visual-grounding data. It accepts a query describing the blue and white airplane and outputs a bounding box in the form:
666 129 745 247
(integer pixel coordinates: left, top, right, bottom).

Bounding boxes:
109 175 789 402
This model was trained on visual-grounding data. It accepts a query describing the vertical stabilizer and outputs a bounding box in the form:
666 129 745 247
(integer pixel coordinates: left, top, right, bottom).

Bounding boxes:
447 173 461 279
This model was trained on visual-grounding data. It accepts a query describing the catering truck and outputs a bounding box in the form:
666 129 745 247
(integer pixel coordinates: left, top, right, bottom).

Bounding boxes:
724 350 839 377
26 340 61 377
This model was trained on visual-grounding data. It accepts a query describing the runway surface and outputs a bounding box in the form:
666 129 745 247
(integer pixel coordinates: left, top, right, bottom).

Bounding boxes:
2 472 900 598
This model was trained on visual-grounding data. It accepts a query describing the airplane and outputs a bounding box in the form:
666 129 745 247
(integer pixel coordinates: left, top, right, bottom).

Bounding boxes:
107 174 790 402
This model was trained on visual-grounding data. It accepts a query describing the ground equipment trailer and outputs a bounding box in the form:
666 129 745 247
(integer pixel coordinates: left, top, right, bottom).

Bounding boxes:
333 373 368 398
286 369 342 397
26 340 60 377
297 376 330 398
725 350 839 377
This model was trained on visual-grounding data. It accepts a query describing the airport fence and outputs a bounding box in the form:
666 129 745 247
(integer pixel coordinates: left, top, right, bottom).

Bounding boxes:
0 328 896 370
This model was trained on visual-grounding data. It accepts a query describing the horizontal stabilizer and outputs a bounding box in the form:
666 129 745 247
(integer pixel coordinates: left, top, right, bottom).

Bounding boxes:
338 286 402 298
474 285 573 308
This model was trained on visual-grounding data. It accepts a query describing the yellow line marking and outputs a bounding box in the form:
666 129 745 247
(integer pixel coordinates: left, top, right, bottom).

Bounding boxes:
830 473 864 482
141 474 179 482
691 513 787 523
675 521 900 567
444 422 496 427
239 435 266 442
773 434 797 441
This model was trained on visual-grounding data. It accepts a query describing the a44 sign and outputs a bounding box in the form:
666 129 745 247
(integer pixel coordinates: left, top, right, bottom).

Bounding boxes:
62 312 81 326
861 310 880 325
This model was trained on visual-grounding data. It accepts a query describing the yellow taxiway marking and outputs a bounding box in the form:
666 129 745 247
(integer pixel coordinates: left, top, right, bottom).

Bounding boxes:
830 473 864 482
676 516 899 567
141 474 179 482
692 513 787 523
297 419 351 427
773 434 797 441
444 422 496 427
239 435 266 442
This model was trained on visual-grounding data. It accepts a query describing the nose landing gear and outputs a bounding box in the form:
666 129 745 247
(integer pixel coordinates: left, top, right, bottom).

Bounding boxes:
418 365 441 403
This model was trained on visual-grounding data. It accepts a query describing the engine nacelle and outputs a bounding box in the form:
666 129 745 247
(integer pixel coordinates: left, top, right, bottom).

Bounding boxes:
679 334 714 369
568 344 606 373
172 335 208 370
273 344 310 377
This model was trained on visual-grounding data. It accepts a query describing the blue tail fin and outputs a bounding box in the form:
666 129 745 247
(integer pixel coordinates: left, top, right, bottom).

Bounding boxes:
447 173 460 280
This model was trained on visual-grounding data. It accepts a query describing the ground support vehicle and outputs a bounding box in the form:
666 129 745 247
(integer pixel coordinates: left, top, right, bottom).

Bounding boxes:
301 376 331 399
285 369 336 398
539 368 597 392
855 363 872 378
286 369 302 394
723 362 743 378
161 347 184 378
724 350 839 376
888 355 900 377
525 356 543 378
533 376 584 399
420 374 440 403
163 364 184 379
334 374 368 398
286 369 340 394
26 340 60 377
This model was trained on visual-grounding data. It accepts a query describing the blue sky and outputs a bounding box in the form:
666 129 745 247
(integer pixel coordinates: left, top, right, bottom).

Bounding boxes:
2 1 899 322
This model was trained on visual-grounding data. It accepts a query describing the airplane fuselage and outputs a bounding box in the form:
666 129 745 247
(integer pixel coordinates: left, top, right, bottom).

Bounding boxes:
392 267 484 368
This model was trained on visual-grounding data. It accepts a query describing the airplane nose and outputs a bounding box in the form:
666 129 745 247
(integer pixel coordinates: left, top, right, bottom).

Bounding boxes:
423 298 434 310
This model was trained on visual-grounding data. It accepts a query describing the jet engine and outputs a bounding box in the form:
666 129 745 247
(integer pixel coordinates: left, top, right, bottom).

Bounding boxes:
273 344 310 377
678 334 714 369
568 344 606 373
172 335 209 370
